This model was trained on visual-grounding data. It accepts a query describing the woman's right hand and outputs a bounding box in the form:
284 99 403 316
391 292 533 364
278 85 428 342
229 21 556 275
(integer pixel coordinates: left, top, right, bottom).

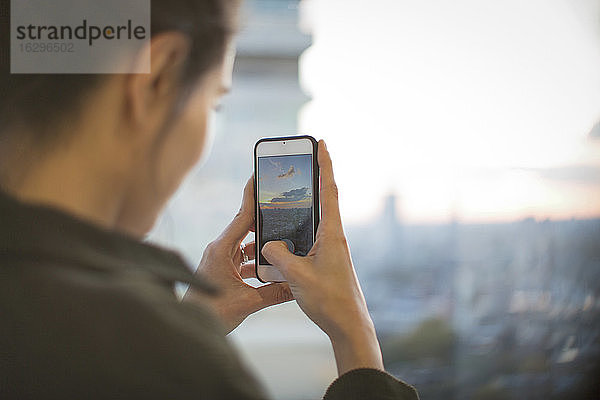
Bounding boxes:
261 140 384 376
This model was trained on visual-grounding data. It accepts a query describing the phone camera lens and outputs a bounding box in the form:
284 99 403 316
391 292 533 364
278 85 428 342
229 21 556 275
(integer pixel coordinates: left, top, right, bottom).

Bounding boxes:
283 141 286 145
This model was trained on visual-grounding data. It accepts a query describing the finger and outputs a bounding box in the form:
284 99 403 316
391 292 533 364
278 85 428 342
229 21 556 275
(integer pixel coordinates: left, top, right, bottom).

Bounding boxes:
261 241 301 276
240 262 256 279
255 283 294 309
317 140 342 227
219 175 255 246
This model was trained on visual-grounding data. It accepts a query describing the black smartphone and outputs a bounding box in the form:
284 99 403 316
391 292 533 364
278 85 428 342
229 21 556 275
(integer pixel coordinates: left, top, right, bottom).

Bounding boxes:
254 135 320 282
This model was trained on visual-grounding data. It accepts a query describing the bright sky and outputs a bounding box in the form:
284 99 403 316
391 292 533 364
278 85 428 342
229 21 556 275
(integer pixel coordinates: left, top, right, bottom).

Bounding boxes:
298 0 600 224
258 155 313 209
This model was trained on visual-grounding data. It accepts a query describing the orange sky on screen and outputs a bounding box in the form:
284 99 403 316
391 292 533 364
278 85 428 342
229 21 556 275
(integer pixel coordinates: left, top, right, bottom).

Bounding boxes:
260 198 311 209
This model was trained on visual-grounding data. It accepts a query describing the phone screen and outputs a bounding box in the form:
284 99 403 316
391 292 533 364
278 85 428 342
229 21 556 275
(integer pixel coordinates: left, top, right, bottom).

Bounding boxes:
258 153 314 265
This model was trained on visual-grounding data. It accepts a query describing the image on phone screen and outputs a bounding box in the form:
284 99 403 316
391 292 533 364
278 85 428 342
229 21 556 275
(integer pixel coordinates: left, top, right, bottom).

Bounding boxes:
258 154 314 265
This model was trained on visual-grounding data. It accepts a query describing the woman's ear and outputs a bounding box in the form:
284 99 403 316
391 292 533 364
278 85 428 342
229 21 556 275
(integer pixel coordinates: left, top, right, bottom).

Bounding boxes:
124 32 191 134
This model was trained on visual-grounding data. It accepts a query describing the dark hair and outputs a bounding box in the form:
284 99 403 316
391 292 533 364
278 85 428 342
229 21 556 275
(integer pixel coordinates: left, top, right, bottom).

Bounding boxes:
0 0 240 145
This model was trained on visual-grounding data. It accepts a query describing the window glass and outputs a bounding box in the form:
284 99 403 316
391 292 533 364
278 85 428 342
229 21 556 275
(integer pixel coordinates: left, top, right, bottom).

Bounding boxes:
150 1 600 398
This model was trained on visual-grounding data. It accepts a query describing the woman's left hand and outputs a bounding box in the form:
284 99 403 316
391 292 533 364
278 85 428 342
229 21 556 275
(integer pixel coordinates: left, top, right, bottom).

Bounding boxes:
183 176 294 334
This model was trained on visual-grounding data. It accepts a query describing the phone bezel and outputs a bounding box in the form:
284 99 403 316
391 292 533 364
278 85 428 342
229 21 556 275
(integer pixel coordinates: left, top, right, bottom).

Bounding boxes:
254 135 320 283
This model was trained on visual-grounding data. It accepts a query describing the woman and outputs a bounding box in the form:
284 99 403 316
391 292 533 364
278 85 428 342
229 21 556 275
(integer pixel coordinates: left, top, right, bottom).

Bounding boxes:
0 0 418 398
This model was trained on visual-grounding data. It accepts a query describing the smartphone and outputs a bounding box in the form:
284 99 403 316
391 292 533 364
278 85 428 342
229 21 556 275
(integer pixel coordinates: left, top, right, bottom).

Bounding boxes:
254 135 320 282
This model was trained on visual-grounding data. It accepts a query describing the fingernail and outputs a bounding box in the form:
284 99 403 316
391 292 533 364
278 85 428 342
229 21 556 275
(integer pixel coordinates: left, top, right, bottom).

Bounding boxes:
261 241 276 255
261 243 269 255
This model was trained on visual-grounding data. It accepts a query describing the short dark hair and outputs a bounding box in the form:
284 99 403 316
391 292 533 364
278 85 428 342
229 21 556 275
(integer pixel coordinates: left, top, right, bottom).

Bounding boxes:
0 0 240 144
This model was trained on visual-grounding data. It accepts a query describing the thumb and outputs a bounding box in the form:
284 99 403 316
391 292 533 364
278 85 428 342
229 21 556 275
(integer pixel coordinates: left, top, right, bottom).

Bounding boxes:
261 241 299 273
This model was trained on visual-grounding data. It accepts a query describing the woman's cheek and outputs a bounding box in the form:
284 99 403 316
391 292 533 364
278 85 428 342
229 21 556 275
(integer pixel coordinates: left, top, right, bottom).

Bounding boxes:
196 109 217 167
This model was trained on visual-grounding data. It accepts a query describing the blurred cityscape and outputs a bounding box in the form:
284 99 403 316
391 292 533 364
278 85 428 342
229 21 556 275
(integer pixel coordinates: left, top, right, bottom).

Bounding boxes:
350 195 600 399
149 1 600 399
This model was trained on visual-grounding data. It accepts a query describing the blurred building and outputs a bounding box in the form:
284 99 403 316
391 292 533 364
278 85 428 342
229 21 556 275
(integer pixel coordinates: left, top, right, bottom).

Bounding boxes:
216 0 311 167
347 214 600 399
150 0 311 262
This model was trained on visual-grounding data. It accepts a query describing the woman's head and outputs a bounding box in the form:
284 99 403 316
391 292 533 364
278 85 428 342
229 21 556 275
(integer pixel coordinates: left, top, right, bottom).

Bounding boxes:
0 0 241 236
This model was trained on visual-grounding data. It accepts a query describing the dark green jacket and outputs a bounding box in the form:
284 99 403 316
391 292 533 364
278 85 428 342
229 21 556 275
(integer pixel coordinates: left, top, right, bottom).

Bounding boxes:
0 190 418 399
